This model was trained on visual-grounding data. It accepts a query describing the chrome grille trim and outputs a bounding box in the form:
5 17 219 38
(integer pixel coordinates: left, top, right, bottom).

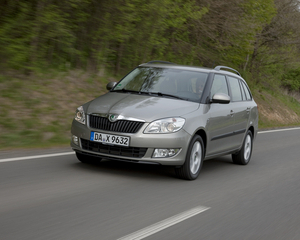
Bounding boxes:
89 115 144 133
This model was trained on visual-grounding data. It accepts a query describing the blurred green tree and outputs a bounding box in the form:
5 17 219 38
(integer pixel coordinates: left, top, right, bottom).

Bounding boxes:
0 0 299 88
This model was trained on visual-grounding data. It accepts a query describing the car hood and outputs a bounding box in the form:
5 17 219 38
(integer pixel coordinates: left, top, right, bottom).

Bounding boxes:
86 92 200 122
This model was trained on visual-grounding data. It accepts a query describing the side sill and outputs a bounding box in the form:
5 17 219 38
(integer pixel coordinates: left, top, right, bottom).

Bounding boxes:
204 148 240 160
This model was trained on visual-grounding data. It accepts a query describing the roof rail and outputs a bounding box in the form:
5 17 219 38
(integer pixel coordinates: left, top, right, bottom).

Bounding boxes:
214 66 241 76
147 60 176 64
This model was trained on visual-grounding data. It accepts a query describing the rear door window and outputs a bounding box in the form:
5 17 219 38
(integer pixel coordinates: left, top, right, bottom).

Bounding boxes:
240 81 247 100
227 76 242 102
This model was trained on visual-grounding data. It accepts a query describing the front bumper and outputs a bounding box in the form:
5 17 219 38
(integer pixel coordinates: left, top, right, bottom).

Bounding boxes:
71 119 191 166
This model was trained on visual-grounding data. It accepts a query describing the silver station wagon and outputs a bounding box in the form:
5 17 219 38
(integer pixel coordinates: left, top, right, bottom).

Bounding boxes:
71 61 258 180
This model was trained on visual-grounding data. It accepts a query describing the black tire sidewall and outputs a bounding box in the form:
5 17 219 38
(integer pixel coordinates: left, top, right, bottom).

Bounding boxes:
184 135 204 180
243 130 253 164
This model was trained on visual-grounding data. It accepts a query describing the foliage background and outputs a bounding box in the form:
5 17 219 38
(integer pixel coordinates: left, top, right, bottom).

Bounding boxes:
0 0 300 149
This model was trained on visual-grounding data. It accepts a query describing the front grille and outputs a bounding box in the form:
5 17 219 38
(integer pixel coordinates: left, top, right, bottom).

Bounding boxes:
81 139 147 158
89 115 144 133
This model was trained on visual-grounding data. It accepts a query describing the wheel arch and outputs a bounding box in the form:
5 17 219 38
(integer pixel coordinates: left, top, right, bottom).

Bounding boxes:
194 129 207 156
248 125 254 138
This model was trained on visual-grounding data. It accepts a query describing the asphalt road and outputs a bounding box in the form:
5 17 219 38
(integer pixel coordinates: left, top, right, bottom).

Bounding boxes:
1 128 300 240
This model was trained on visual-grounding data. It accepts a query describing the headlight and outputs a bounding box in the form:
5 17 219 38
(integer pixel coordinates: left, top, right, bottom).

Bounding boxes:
144 117 185 134
75 106 85 124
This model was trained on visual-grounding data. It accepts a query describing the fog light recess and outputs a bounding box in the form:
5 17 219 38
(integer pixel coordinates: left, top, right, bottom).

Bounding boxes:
72 135 79 145
152 148 180 158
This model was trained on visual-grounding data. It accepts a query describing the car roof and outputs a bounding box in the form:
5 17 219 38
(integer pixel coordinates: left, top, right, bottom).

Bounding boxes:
139 62 243 79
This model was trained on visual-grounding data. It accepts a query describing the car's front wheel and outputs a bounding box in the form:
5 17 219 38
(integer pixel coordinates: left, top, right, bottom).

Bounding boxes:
175 135 204 180
232 130 253 165
76 152 101 163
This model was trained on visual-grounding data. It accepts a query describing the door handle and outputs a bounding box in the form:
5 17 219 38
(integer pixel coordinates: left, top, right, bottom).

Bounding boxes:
246 107 251 114
230 110 234 117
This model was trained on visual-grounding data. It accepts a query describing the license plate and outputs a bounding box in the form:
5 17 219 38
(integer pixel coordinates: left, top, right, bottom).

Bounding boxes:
90 132 130 147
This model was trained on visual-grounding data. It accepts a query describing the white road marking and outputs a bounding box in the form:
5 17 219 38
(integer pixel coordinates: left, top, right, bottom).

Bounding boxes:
0 152 74 163
258 127 300 134
117 206 210 240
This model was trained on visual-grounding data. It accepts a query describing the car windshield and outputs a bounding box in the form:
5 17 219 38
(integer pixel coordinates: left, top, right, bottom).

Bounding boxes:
112 67 208 102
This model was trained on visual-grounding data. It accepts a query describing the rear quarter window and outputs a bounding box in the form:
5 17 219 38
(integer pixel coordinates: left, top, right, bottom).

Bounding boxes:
240 81 252 100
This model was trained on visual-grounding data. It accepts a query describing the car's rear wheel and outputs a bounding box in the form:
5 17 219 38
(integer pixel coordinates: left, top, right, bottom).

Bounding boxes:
232 130 253 165
76 152 101 163
175 135 204 180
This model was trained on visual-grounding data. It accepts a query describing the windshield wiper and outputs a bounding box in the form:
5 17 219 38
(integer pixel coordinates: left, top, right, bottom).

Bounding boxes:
154 92 188 100
112 89 187 100
111 89 140 94
111 89 150 95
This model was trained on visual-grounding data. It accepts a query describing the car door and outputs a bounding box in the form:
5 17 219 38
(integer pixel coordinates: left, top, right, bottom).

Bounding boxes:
206 74 236 156
227 76 250 149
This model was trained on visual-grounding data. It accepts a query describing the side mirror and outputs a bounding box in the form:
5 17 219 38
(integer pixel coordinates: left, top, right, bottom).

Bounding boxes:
106 82 117 91
211 93 230 104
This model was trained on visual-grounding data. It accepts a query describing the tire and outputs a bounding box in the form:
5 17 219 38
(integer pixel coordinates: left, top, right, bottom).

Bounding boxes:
76 152 101 163
232 130 253 165
175 135 204 180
